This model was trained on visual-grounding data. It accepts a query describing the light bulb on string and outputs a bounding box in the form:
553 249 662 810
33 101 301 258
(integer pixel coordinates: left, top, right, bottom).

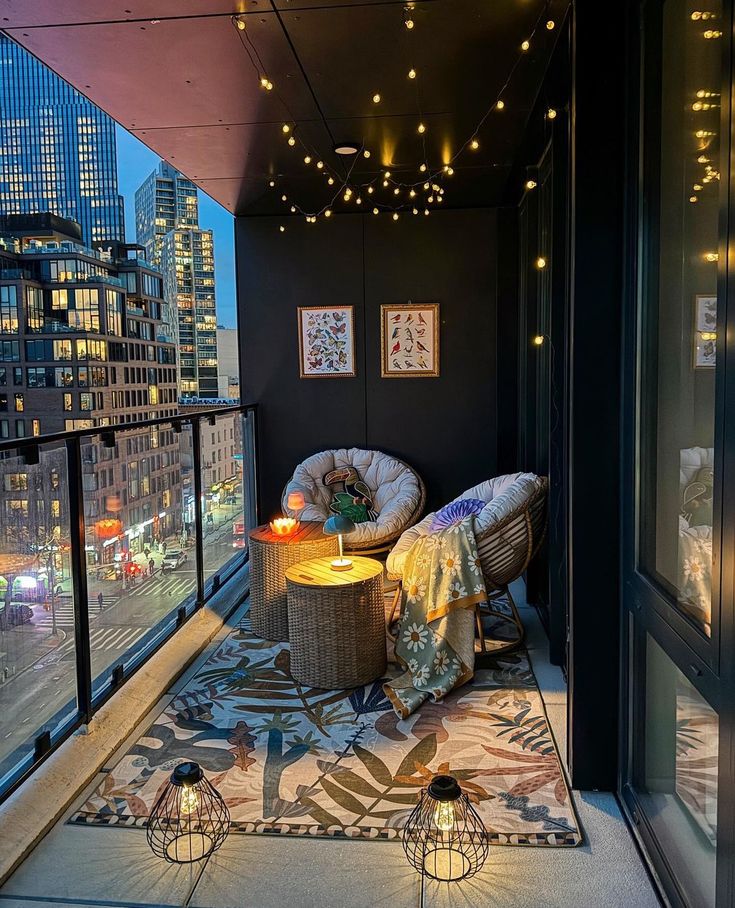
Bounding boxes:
419 163 427 173
392 212 399 221
383 180 389 187
317 160 324 169
536 256 547 269
408 68 417 80
394 187 400 195
496 99 505 110
384 171 391 179
282 124 290 134
470 137 480 150
412 207 418 215
404 7 415 29
290 206 296 213
288 136 296 147
367 185 374 194
547 108 557 120
279 225 285 233
304 155 312 164
260 77 274 91
356 196 362 205
423 182 430 190
268 180 275 188
372 207 379 215
234 15 247 31
417 122 426 134
546 19 555 29
363 149 371 158
525 179 537 190
328 177 335 186
324 209 332 218
409 189 416 198
373 93 381 103
428 195 434 203
281 194 287 202
424 208 430 216
521 39 530 51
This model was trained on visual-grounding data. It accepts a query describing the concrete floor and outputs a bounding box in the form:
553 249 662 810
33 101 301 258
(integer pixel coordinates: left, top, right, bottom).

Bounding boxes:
0 587 662 908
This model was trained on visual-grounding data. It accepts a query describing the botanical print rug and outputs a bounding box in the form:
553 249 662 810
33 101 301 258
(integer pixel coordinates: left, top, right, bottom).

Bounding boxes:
69 619 581 846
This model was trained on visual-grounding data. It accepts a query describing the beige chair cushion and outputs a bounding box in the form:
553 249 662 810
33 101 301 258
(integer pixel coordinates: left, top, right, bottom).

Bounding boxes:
282 448 422 548
386 472 541 577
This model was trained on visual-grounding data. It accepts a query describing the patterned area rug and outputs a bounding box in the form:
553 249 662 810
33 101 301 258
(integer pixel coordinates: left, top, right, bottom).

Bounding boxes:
69 619 581 846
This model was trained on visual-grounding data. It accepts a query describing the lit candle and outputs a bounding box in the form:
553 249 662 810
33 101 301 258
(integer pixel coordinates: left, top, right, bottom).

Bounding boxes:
269 517 299 536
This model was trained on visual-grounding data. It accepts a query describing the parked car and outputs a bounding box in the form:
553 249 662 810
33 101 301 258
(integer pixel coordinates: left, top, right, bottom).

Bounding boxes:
224 495 237 505
161 549 187 574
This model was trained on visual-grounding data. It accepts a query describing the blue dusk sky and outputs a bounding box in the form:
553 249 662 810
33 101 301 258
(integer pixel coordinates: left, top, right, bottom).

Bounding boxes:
115 126 237 329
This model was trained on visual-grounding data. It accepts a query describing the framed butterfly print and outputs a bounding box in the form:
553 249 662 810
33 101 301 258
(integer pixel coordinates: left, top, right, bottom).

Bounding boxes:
380 303 440 377
298 306 356 378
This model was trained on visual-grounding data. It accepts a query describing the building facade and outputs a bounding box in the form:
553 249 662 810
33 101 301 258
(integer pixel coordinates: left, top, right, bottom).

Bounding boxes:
0 213 183 569
0 35 124 247
216 325 240 400
135 163 217 399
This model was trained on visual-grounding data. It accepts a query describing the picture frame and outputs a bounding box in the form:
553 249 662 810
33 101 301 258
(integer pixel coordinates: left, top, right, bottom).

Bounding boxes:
297 306 356 378
694 294 717 370
380 303 440 378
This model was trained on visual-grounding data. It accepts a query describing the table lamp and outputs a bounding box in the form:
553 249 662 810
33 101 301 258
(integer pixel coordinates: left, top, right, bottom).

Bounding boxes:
287 490 305 515
323 514 356 571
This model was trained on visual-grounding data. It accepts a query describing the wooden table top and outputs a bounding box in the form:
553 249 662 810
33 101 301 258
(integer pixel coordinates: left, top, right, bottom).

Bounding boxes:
285 556 383 588
249 521 331 545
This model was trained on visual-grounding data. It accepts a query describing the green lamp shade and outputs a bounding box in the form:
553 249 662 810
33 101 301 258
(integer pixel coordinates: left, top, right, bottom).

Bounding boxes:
324 514 356 536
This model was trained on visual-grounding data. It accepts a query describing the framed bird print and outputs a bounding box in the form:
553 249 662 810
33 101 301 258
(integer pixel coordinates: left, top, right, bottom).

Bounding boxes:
380 303 440 377
298 306 356 378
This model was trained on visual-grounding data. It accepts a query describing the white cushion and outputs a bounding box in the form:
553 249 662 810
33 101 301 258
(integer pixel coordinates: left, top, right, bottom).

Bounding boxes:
680 447 714 493
282 448 422 547
386 472 541 577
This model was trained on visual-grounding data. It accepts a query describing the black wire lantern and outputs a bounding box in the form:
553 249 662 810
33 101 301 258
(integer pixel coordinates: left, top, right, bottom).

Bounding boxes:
146 762 231 864
402 775 489 882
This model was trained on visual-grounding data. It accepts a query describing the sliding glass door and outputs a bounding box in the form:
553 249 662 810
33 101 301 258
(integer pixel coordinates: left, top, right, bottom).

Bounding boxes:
621 0 735 905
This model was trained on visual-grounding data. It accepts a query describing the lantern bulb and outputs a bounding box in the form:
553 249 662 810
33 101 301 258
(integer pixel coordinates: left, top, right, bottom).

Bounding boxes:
419 163 427 172
180 785 199 816
533 335 544 346
317 160 324 169
268 180 275 188
282 123 290 133
373 93 381 103
547 108 557 120
536 256 547 269
496 99 505 110
521 39 530 51
546 19 555 29
392 212 399 221
408 68 417 80
525 179 537 190
373 207 379 215
363 149 371 158
434 800 455 832
418 122 426 134
470 138 479 150
288 136 296 146
304 155 312 164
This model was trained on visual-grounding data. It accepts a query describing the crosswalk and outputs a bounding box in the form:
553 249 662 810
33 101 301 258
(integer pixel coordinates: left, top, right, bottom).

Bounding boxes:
31 597 116 628
54 625 149 659
127 575 196 601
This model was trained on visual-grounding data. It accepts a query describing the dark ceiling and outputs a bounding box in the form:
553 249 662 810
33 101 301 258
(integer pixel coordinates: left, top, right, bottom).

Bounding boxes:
0 0 569 217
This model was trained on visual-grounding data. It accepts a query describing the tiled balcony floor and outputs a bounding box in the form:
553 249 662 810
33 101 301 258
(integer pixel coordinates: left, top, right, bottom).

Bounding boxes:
0 585 661 908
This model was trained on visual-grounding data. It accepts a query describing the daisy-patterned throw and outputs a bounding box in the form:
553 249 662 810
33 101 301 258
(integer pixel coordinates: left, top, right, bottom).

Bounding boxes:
384 517 484 718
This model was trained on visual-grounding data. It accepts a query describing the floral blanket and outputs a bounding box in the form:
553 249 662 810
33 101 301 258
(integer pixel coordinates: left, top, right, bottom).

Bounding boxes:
384 518 485 718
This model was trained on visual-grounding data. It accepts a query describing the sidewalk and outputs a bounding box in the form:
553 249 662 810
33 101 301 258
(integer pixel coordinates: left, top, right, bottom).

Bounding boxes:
0 619 66 687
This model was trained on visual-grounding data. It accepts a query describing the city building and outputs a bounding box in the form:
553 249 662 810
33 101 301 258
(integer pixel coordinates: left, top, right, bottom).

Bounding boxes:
0 213 183 568
135 163 218 399
0 36 124 247
216 325 240 399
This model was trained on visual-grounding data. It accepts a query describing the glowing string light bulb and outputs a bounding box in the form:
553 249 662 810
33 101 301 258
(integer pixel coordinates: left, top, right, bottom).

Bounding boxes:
496 99 505 110
317 160 324 169
408 68 417 80
234 15 247 31
303 155 312 164
363 149 371 158
547 108 557 120
180 785 200 816
279 225 285 233
392 212 399 221
417 122 426 134
282 123 290 134
419 163 427 173
324 209 332 218
288 136 296 146
533 335 544 346
525 179 537 190
521 39 530 51
372 207 379 215
268 180 275 188
328 176 335 186
470 137 480 150
373 93 381 103
546 19 555 29
536 256 547 269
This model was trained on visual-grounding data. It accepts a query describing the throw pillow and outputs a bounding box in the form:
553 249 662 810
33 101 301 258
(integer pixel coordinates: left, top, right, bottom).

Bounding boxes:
429 498 486 532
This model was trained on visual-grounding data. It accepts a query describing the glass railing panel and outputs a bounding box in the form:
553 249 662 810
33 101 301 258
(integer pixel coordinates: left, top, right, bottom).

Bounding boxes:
82 422 199 700
200 410 250 591
0 441 78 789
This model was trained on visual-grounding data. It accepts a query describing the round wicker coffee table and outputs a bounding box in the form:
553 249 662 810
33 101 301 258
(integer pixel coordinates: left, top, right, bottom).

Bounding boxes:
285 556 386 689
249 523 338 641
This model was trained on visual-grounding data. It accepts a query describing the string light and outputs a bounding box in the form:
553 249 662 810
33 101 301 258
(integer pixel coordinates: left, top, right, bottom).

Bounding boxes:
547 108 557 120
690 195 698 203
417 122 426 134
703 29 722 38
385 171 391 178
268 180 275 188
373 93 381 103
521 39 530 51
470 138 480 150
304 155 312 164
288 136 296 146
356 196 362 205
290 205 296 213
408 68 417 80
324 209 332 218
424 209 430 216
282 123 290 133
496 99 505 110
372 207 379 215
394 187 400 195
328 177 335 186
367 185 374 194
234 15 247 30
260 77 274 91
704 251 719 262
363 149 371 158
281 194 287 202
392 212 399 221
525 179 537 190
404 7 415 29
279 225 285 232
409 189 417 198
444 166 454 176
423 182 430 189
316 160 323 169
412 207 418 215
533 335 544 345
536 256 547 269
383 179 390 187
546 19 555 30
419 164 427 173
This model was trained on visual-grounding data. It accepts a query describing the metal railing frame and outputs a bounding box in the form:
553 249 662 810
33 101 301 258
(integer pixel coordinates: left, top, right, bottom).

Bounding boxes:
0 402 258 803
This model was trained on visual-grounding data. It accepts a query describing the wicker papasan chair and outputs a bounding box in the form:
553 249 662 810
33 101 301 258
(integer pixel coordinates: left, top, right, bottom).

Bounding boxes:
281 448 426 554
386 472 547 655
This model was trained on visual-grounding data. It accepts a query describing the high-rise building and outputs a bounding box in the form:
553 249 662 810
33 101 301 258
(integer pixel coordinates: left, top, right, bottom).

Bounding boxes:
0 36 124 247
135 162 218 400
0 213 183 566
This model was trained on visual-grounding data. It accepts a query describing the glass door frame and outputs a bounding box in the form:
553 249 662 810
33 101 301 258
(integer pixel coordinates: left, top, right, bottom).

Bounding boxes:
619 0 735 905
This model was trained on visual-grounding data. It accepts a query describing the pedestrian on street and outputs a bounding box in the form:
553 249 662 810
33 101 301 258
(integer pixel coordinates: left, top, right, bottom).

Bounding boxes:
144 546 150 559
162 541 167 555
149 557 155 576
97 591 104 611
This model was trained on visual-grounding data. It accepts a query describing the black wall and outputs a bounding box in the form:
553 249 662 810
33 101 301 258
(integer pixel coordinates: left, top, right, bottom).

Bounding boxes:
236 209 499 518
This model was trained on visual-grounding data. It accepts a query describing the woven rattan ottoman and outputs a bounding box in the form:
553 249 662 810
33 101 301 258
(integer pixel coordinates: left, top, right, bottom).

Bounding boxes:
285 556 386 689
249 522 338 641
